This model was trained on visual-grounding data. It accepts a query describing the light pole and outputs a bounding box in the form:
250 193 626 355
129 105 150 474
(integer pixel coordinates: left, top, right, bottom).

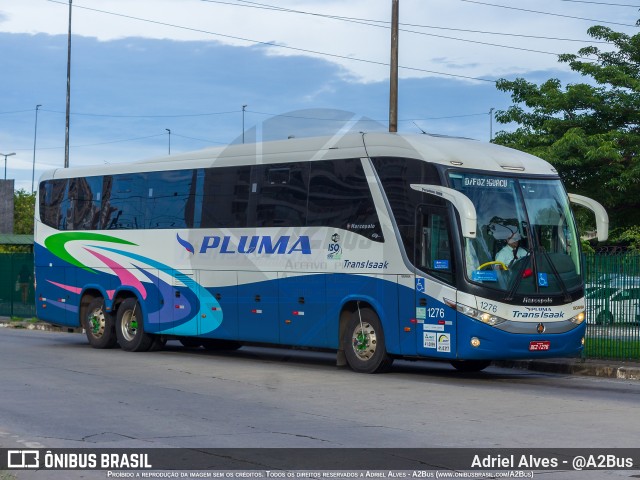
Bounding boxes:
388 0 399 133
242 104 247 144
166 128 171 155
1 152 16 180
64 0 72 168
32 104 42 192
489 107 495 142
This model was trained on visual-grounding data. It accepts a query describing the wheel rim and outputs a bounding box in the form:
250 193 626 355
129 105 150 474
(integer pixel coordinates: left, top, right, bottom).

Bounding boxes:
351 321 377 361
121 309 139 342
88 307 105 338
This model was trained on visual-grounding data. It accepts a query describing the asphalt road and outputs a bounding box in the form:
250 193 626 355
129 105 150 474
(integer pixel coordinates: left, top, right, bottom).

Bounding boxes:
1 328 639 479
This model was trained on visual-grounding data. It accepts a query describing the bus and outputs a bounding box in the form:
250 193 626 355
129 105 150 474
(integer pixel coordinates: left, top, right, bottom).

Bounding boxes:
34 132 608 373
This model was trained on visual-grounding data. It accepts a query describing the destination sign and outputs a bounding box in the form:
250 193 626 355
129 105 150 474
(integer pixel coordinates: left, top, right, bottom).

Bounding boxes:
464 177 510 188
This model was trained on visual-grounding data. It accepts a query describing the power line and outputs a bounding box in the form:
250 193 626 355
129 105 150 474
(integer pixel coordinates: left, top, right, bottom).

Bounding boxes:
16 132 230 152
0 109 37 116
40 108 239 119
47 0 496 83
246 109 490 122
400 24 608 44
460 0 639 27
171 132 228 144
558 0 640 6
15 107 491 124
229 0 596 59
35 133 166 150
207 0 610 44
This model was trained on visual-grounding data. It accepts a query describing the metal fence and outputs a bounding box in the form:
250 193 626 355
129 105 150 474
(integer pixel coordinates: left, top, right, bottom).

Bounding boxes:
0 253 36 319
584 251 640 360
0 251 638 360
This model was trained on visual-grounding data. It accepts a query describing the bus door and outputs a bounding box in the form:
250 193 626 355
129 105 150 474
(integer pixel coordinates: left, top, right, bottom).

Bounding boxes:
278 272 327 348
414 204 458 359
238 271 280 343
397 273 417 355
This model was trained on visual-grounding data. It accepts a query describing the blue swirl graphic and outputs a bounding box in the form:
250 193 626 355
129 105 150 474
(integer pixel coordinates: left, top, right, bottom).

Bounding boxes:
93 245 223 334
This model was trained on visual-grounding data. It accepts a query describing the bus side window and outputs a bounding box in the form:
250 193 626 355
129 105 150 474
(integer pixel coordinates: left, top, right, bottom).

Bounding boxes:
254 163 309 228
200 166 252 228
308 159 383 242
416 205 455 286
102 174 147 230
39 179 69 230
146 170 195 229
69 176 102 230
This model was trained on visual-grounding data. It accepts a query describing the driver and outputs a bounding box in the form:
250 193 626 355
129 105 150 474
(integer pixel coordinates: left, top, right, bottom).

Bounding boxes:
495 232 527 267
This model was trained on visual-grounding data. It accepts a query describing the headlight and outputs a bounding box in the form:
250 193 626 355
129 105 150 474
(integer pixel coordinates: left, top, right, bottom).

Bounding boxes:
569 312 586 325
444 298 507 327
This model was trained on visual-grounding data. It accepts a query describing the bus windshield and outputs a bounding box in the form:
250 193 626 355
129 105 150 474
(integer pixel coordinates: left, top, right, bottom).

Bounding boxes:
448 172 581 296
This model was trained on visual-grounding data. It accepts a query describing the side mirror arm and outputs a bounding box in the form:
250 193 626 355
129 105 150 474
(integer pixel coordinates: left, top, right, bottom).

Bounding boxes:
568 193 609 242
410 184 477 239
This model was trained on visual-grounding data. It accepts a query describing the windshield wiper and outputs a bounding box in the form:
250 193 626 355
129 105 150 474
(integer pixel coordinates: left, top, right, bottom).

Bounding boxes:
504 251 532 302
537 246 572 302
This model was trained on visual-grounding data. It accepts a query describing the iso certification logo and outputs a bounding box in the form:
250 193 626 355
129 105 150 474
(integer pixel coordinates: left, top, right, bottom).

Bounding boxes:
327 233 342 260
7 450 40 469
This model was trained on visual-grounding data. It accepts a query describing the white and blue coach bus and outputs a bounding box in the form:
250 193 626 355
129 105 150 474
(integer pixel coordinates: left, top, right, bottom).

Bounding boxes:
35 133 608 373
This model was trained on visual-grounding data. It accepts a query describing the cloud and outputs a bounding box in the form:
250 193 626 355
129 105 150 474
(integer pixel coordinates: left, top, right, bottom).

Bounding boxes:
1 0 637 190
2 0 636 84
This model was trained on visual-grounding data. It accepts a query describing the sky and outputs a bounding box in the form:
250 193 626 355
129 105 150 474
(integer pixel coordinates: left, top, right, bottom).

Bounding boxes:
1 0 639 191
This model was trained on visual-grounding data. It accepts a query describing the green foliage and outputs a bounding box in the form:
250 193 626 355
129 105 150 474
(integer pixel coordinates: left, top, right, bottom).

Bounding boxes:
493 24 640 239
14 189 35 235
609 225 640 250
581 239 595 255
0 189 35 253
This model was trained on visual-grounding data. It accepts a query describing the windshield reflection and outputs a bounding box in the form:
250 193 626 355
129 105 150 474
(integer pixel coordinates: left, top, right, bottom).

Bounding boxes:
448 172 581 296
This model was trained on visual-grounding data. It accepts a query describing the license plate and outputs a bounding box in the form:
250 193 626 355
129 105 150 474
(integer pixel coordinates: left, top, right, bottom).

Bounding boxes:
529 340 550 351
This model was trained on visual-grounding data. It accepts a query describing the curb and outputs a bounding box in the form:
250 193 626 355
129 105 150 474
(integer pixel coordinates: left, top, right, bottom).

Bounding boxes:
495 359 640 381
0 320 81 333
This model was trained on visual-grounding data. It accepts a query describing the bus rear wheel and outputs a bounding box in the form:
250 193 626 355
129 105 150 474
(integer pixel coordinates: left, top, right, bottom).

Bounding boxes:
83 298 117 349
116 298 153 352
450 360 491 372
343 307 393 374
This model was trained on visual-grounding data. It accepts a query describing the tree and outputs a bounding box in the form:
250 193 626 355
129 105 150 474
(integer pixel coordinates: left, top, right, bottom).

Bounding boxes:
14 189 35 235
0 189 35 253
493 24 640 240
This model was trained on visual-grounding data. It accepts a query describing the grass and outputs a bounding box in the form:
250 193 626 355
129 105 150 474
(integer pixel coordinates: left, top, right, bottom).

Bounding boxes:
584 338 640 360
9 316 38 323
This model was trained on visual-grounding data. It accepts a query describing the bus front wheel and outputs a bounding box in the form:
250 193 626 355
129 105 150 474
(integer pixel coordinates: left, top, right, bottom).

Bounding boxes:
343 307 393 374
116 298 153 352
83 298 117 349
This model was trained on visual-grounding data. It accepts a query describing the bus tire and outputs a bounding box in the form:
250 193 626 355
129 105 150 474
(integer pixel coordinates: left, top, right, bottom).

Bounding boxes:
116 298 152 352
450 360 491 372
343 307 393 374
83 298 117 349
